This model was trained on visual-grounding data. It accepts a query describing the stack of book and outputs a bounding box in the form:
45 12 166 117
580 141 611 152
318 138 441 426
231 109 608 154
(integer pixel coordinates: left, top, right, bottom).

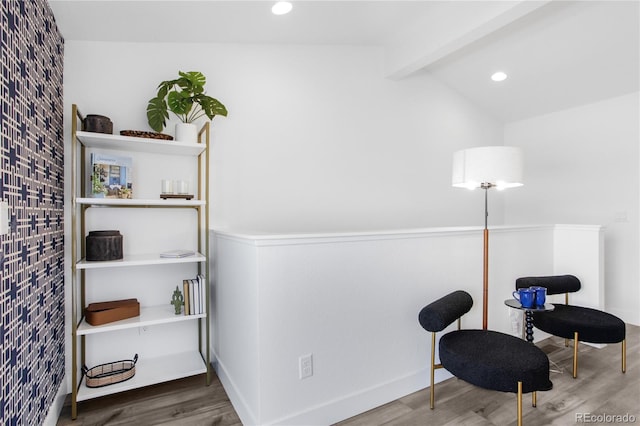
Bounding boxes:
160 250 195 259
182 274 206 315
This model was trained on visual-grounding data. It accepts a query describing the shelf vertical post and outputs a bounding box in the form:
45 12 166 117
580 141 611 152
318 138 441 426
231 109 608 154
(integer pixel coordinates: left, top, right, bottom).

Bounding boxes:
205 122 211 386
70 104 79 419
198 122 212 385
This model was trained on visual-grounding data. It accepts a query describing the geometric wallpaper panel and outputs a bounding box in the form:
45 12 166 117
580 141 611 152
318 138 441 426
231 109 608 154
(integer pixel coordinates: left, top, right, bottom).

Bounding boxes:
1 0 65 424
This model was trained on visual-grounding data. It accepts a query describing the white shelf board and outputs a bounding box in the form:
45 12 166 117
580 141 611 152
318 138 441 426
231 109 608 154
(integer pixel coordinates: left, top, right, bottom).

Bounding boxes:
76 130 206 156
77 252 206 270
76 197 205 207
76 350 207 401
77 305 206 335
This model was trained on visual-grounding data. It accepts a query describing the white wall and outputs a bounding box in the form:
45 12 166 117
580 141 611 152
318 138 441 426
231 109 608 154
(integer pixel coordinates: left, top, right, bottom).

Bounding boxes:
504 92 640 324
63 41 504 234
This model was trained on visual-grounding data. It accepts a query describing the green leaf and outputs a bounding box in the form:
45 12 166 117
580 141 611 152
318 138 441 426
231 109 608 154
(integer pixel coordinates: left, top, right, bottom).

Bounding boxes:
179 71 206 92
175 77 191 92
167 91 193 117
147 96 169 132
157 79 178 96
198 95 228 119
157 84 169 100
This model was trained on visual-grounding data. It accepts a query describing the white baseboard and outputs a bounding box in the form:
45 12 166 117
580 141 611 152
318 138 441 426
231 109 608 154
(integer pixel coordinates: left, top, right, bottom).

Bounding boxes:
215 356 452 426
265 367 451 426
43 380 68 426
214 356 259 426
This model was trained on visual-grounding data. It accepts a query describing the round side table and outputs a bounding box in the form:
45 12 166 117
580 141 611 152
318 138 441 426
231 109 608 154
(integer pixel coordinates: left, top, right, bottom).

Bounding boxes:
504 299 555 343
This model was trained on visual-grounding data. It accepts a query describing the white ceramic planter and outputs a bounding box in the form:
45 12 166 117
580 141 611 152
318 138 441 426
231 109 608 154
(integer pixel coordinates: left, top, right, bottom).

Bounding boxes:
175 123 198 143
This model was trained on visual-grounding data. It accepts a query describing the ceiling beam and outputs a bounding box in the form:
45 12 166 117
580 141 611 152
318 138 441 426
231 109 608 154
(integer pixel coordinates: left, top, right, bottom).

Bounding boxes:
384 0 552 81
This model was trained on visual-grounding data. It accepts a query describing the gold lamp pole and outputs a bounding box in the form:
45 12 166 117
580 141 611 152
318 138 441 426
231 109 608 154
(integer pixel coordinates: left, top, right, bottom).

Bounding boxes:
482 183 490 330
452 146 523 330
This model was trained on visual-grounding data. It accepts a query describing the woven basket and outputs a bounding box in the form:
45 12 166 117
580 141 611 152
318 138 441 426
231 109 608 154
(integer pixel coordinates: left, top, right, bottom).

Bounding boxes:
120 130 173 140
82 354 138 388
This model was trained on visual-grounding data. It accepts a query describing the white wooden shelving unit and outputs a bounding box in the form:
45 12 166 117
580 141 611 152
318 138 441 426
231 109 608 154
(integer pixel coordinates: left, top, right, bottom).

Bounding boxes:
69 105 211 418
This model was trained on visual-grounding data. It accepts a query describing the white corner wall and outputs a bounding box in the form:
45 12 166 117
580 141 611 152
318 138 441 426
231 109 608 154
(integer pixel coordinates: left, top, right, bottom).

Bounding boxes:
212 225 602 425
504 92 640 324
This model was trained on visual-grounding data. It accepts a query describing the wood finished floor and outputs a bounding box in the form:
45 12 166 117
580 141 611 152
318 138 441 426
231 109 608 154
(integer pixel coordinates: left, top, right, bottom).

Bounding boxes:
58 325 638 426
57 372 242 426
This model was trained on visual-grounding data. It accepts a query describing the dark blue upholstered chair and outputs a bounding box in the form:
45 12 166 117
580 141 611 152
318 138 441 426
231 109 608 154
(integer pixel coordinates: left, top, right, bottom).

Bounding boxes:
418 290 552 426
516 275 626 378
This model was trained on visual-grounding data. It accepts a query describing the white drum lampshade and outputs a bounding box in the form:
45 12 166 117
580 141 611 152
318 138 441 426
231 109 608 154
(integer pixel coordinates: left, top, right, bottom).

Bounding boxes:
452 146 523 190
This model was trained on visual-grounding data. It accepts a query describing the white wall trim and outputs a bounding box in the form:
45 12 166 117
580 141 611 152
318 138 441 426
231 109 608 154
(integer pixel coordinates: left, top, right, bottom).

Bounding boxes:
214 224 554 247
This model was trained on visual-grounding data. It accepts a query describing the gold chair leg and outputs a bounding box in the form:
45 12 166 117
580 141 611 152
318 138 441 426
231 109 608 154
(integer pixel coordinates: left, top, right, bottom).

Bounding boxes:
430 332 436 409
532 391 537 407
429 332 444 410
622 339 626 373
517 381 523 426
573 332 579 378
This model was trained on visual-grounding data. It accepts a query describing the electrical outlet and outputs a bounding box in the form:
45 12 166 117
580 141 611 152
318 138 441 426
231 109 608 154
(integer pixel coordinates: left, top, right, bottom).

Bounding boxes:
299 354 313 379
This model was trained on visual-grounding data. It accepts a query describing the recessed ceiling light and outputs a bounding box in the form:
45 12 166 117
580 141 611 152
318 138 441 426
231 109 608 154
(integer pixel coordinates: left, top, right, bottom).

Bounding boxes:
272 1 293 15
491 72 508 82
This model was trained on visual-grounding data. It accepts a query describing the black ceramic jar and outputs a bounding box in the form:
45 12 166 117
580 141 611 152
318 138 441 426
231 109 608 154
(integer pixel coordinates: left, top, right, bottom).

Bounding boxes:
83 114 113 134
86 230 123 261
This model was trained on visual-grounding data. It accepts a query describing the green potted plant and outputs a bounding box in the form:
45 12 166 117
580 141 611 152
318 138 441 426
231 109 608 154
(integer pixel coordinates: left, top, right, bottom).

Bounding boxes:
147 71 227 142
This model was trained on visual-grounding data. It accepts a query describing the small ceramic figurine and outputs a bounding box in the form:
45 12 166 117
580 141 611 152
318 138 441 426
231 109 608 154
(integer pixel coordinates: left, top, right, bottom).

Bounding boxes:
170 286 184 315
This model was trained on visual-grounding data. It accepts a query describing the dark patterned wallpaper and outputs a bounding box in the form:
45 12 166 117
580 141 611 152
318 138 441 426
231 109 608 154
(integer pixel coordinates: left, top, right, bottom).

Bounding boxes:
1 0 65 424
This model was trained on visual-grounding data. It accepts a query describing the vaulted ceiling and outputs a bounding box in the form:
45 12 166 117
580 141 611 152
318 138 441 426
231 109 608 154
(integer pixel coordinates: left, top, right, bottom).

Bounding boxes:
48 0 639 122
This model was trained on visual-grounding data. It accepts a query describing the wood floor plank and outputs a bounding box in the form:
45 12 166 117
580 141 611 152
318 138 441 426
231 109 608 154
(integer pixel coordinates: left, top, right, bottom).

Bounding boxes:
335 400 413 426
441 410 495 426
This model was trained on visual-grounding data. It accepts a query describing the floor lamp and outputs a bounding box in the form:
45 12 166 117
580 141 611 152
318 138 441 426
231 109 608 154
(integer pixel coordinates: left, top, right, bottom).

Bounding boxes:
452 146 523 330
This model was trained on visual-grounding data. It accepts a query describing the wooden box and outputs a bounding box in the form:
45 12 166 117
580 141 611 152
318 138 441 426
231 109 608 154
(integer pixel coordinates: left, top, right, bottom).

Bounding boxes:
85 299 140 326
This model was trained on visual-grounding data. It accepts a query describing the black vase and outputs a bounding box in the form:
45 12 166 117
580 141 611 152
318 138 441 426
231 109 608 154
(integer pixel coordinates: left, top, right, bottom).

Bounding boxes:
83 114 113 134
86 230 123 261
